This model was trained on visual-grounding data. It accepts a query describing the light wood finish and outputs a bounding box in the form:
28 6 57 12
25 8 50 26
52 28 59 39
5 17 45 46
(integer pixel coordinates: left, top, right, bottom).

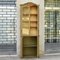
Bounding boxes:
30 15 37 21
20 2 39 58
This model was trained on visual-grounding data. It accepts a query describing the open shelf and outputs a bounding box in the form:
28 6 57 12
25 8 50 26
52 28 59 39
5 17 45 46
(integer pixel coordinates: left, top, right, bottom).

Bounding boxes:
30 22 37 27
23 47 37 57
22 15 29 21
20 2 39 58
22 28 29 35
23 36 37 47
30 15 37 22
22 22 29 28
22 6 30 14
30 27 37 36
30 6 37 14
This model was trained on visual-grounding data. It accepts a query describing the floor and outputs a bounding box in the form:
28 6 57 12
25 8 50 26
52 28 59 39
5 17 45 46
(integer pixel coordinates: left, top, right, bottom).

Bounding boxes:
1 55 60 60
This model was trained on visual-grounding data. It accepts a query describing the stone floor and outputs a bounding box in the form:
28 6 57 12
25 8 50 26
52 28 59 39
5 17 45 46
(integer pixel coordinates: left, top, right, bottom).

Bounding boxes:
1 55 60 60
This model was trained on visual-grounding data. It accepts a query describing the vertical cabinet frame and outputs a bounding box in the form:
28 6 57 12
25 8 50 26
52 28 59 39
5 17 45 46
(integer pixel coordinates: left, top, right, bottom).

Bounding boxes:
20 2 39 58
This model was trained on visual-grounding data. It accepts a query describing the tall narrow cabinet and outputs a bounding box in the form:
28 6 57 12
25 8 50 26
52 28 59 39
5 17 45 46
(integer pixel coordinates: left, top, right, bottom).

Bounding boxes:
20 2 39 58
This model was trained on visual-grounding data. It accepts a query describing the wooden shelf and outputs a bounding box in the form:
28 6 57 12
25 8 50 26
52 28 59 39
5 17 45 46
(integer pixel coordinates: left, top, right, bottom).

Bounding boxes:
23 13 30 15
22 22 29 28
20 2 39 58
30 15 37 21
22 15 29 21
23 56 37 58
23 36 37 47
23 45 37 47
30 13 37 15
30 6 37 14
23 7 30 14
30 28 37 36
30 22 37 27
23 47 37 57
22 28 29 35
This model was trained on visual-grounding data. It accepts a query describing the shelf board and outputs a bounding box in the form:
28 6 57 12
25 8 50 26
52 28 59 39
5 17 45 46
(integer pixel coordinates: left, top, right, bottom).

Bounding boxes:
30 20 37 22
22 26 29 29
23 55 37 58
22 35 38 36
22 34 38 36
30 27 37 28
22 25 29 28
30 14 37 15
23 14 29 15
23 45 37 47
22 34 30 36
23 14 38 16
30 34 38 36
23 46 37 48
22 21 29 22
30 26 37 28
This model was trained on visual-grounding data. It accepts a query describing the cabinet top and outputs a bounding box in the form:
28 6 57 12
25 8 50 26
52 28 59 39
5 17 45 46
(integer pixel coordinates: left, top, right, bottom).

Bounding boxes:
20 2 38 7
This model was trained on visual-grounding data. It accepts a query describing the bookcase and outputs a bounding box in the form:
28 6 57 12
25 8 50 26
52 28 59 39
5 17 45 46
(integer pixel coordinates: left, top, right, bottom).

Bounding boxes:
20 2 39 57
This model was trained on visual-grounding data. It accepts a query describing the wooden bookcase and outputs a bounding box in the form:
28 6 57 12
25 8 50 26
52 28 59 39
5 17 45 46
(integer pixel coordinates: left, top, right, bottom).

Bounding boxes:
20 2 39 58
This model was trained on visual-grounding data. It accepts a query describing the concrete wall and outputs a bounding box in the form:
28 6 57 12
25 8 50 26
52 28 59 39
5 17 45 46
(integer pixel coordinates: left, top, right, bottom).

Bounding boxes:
16 0 44 57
